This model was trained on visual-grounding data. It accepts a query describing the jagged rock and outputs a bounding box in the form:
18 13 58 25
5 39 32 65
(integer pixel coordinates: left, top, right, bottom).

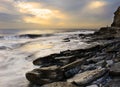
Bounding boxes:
26 66 64 85
26 59 85 85
33 54 77 67
110 62 120 76
67 68 106 85
111 6 120 27
41 82 78 87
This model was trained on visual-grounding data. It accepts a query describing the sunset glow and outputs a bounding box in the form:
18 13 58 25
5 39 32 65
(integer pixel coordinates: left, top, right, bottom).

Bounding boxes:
88 1 106 9
0 0 119 29
16 2 66 25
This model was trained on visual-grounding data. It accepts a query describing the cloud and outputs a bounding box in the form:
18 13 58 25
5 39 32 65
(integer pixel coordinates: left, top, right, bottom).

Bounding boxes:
14 1 66 26
0 0 120 29
88 1 106 9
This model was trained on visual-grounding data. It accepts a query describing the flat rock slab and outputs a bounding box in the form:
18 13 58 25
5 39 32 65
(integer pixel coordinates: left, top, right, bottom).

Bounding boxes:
41 82 78 87
110 62 120 76
26 67 64 85
67 68 106 85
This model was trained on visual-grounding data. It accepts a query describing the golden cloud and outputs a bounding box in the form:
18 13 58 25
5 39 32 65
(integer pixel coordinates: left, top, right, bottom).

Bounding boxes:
15 2 66 25
88 1 106 9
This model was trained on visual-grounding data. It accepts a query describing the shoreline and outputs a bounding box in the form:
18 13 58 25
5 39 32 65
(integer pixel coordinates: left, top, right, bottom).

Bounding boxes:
26 27 120 87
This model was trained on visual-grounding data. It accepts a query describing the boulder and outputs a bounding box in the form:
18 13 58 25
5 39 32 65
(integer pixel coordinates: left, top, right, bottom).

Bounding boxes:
111 6 120 27
26 66 64 85
41 82 78 87
26 71 52 85
33 53 60 66
67 68 106 85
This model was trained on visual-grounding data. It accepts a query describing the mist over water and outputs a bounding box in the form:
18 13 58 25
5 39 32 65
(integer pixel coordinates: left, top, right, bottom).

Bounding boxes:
0 29 94 87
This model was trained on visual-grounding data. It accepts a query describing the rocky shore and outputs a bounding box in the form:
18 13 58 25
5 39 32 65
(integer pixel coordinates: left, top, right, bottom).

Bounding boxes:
25 7 120 87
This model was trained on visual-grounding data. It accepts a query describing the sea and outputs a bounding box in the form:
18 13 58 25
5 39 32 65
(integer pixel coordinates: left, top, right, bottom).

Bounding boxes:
0 29 95 87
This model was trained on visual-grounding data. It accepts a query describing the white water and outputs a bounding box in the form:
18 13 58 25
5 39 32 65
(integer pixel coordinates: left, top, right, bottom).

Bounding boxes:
0 30 94 87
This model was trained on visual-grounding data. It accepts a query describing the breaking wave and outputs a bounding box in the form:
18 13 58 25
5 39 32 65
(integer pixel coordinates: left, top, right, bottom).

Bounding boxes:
0 34 53 40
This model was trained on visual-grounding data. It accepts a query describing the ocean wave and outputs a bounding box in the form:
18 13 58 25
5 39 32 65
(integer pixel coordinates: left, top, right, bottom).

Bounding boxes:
0 34 53 40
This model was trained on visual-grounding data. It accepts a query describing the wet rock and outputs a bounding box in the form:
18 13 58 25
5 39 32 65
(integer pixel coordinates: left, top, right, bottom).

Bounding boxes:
33 55 55 66
26 71 52 85
67 68 106 85
110 62 120 76
55 56 74 60
41 82 78 87
63 38 70 42
106 60 114 67
26 59 85 85
26 66 64 85
55 55 76 65
86 85 98 87
111 6 120 27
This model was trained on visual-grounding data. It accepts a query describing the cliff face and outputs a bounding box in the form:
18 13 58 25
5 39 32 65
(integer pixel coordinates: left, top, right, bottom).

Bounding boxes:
111 6 120 27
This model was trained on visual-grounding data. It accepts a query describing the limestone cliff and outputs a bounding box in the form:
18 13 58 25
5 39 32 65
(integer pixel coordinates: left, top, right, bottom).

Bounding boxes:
111 6 120 27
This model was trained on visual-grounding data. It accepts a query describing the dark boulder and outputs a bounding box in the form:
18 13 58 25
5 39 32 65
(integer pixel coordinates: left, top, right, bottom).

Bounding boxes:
26 66 64 85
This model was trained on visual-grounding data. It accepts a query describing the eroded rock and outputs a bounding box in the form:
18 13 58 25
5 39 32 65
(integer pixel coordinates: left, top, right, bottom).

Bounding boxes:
26 66 64 85
67 68 106 85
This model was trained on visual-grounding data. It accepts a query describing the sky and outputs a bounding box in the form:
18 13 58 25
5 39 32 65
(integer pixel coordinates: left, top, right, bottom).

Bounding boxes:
0 0 120 29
